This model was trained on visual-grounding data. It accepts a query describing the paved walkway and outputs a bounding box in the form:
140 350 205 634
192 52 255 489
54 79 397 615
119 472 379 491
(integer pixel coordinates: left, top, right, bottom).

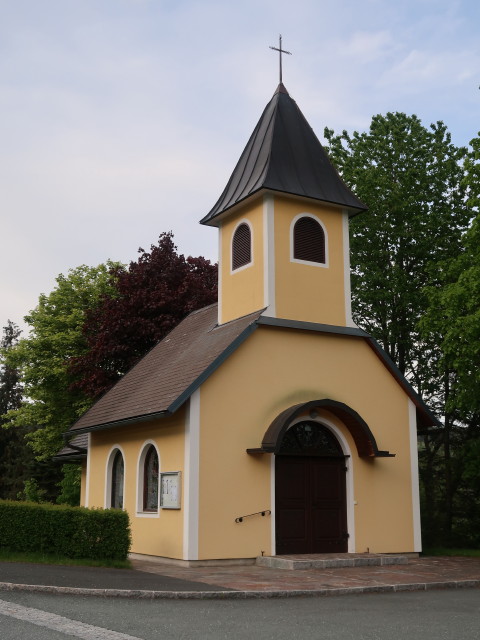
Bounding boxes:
1 556 479 599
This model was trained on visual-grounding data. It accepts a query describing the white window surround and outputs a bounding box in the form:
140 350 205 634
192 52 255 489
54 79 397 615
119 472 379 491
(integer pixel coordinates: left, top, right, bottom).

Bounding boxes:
104 445 126 509
136 440 161 518
277 415 355 553
290 213 329 268
230 218 254 274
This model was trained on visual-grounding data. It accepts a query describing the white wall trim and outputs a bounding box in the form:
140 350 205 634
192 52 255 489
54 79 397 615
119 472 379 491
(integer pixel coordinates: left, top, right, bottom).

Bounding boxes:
104 445 126 509
263 194 276 317
285 415 356 553
342 211 356 327
290 213 329 268
408 399 422 552
270 454 276 555
183 389 200 560
230 219 254 274
136 440 160 518
217 226 223 325
84 433 91 508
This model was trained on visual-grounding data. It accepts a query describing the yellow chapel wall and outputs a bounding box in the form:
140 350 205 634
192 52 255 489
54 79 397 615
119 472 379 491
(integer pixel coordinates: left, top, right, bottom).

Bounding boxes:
87 412 185 559
218 201 265 324
197 326 417 559
218 194 350 328
273 197 348 326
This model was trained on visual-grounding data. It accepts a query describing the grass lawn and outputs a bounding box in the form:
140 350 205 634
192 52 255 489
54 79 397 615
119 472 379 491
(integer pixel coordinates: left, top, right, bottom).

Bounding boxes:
0 548 131 569
422 548 480 558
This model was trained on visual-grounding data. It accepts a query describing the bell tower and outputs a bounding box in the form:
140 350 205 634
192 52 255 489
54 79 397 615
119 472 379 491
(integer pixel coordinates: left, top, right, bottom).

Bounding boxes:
200 84 366 328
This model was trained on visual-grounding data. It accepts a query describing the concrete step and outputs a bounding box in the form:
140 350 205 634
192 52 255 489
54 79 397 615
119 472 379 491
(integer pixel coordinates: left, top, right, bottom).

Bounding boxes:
256 553 411 570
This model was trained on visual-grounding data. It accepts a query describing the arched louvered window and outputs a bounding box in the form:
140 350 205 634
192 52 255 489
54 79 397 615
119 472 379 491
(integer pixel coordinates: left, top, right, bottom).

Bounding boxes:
232 222 252 270
143 445 159 512
110 450 124 509
293 216 326 264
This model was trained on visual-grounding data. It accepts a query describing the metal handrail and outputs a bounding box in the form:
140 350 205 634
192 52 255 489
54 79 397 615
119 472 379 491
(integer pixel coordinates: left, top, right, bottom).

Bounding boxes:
235 510 271 523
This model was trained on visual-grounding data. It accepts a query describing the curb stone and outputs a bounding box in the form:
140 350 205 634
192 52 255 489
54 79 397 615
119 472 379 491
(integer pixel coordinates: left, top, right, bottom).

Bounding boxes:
1 579 479 599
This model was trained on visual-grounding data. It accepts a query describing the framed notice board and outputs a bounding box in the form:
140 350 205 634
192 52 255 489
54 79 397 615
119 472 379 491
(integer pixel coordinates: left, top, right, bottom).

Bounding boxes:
160 472 181 509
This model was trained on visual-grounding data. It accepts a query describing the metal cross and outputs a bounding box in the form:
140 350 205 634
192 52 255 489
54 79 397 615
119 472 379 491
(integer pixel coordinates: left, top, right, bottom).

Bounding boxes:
269 35 292 84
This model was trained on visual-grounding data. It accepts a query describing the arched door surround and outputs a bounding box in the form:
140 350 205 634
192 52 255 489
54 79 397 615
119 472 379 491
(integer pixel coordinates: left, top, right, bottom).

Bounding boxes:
252 399 394 458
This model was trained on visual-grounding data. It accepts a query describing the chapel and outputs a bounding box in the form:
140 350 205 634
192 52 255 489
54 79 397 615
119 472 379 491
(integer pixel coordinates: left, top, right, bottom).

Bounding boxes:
58 79 436 562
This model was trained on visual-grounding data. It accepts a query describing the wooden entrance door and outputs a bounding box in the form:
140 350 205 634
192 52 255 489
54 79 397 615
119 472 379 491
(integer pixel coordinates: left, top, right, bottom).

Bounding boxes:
275 422 348 555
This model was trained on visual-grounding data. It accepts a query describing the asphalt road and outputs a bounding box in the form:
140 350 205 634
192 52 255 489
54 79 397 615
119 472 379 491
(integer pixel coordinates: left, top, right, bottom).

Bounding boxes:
0 561 227 592
1 588 479 639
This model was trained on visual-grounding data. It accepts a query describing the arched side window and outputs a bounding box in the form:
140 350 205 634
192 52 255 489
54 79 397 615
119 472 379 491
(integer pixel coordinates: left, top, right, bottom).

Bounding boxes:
143 445 159 512
292 215 326 265
111 450 124 509
232 222 252 271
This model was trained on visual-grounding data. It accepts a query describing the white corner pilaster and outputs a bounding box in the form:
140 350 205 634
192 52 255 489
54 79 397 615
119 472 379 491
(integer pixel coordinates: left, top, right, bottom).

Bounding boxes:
342 211 356 327
263 194 276 317
84 433 91 508
408 399 422 552
270 454 276 555
183 389 200 560
217 226 223 325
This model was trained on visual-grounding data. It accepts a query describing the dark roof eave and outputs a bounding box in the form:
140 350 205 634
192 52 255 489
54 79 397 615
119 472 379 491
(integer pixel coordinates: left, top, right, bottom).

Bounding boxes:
69 410 172 436
200 187 366 227
52 452 87 462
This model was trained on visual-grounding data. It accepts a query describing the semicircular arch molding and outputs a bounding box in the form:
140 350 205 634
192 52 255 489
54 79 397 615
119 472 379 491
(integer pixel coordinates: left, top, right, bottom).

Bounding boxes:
260 399 394 458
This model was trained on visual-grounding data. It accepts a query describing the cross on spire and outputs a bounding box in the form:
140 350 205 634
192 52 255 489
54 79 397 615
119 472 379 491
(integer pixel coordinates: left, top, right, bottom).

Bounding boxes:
269 35 292 84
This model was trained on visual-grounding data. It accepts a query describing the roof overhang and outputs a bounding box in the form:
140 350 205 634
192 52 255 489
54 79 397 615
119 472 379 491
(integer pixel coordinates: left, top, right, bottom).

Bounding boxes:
201 188 363 227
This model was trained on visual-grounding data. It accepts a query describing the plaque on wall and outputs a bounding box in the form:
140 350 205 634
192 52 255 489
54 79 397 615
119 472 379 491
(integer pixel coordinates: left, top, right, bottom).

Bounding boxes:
160 472 181 509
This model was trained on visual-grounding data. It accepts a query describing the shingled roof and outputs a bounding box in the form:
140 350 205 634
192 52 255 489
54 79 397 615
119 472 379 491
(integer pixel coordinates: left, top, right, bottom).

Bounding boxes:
66 304 437 438
69 305 263 434
201 83 367 225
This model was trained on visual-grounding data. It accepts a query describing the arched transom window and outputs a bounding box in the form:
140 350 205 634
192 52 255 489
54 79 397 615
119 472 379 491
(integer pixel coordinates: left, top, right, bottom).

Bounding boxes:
143 445 159 512
293 216 326 264
278 421 343 456
232 222 252 270
110 450 124 509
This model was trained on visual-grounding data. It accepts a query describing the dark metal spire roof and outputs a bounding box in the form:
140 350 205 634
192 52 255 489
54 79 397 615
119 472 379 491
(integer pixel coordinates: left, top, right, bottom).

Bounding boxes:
201 84 367 225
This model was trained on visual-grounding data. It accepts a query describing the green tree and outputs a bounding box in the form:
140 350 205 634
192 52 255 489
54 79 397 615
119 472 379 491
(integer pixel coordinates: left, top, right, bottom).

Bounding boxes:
324 113 470 378
419 133 480 545
324 113 473 545
3 263 120 460
56 463 81 506
426 134 480 414
0 321 29 499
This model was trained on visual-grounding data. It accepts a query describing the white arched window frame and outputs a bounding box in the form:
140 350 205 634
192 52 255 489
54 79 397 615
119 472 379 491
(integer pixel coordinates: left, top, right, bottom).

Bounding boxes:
105 446 126 510
231 219 254 273
290 213 329 268
136 441 160 517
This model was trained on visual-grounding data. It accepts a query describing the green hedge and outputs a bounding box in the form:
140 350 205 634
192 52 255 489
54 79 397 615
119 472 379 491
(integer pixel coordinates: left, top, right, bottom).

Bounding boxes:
0 501 131 560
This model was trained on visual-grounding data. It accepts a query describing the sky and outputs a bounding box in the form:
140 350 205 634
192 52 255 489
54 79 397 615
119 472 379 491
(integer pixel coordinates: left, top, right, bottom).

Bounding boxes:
1 0 479 334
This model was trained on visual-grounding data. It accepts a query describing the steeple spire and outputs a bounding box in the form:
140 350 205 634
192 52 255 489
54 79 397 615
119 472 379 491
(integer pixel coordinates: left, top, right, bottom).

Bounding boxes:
201 88 366 225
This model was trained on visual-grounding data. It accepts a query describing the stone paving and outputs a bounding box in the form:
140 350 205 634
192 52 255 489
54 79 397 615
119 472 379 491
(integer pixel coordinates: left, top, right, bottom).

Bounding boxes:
130 555 480 594
1 556 480 598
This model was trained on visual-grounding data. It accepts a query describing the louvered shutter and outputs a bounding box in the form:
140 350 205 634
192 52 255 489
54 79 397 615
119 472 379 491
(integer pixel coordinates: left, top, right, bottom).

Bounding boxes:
293 217 325 263
232 223 252 270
